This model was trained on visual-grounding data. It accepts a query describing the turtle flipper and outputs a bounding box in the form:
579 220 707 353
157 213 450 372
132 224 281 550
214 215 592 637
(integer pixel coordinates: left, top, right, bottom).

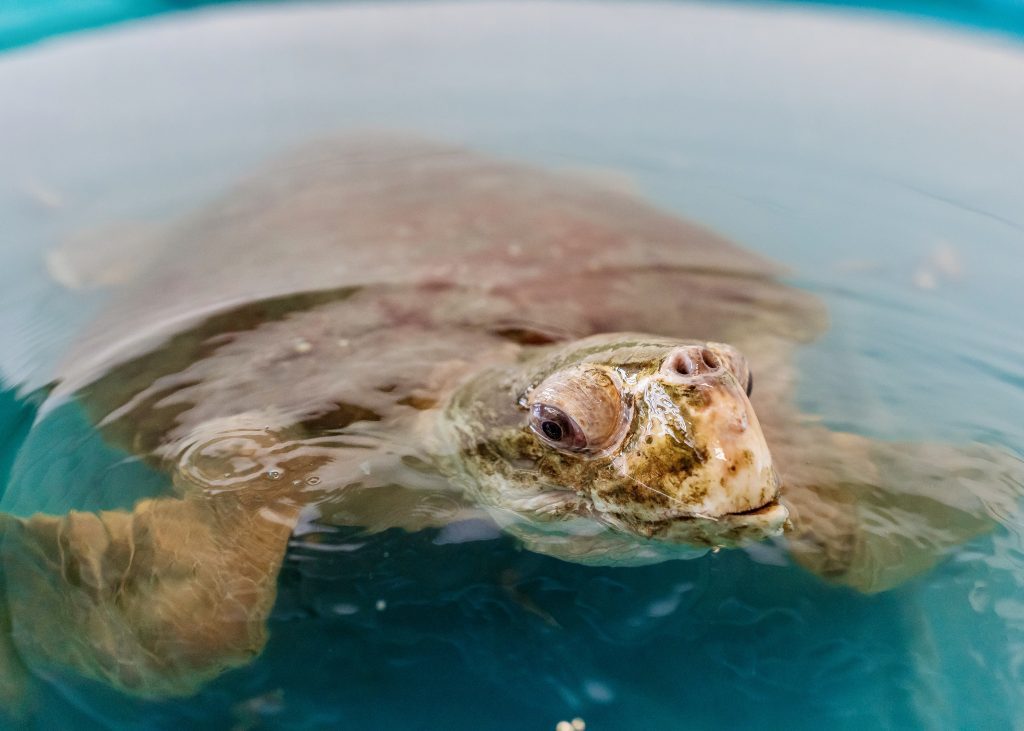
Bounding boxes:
780 431 1023 593
1 493 300 698
0 405 438 700
0 518 33 720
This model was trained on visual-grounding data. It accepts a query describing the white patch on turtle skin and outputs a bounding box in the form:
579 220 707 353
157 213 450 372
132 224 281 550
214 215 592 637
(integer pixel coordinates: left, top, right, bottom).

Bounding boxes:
589 365 780 523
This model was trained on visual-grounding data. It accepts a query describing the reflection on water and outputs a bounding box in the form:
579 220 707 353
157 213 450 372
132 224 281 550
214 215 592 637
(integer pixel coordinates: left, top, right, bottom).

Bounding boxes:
1 2 1024 729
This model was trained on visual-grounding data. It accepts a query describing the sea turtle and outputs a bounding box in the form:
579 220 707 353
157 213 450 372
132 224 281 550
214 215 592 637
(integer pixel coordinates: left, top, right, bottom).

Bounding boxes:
0 137 1018 707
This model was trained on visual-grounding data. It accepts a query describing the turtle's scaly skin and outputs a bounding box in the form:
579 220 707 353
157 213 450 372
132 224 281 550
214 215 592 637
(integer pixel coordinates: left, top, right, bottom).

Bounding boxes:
441 333 788 565
0 139 1019 705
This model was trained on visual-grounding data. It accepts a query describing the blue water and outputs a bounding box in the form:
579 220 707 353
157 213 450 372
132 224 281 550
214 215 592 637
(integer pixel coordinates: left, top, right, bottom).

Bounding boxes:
2 2 1024 729
3 0 1024 50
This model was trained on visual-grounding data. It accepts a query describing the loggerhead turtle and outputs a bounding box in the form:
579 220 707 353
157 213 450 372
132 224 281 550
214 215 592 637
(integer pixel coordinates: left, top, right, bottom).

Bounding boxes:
0 137 1018 705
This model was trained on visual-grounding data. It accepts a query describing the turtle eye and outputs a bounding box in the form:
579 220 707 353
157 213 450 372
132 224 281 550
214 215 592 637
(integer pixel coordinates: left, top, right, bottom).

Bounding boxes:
529 404 588 452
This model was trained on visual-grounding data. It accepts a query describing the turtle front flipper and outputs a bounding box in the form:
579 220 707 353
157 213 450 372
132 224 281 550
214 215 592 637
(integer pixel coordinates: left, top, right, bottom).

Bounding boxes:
779 429 1024 593
0 411 314 700
0 402 455 701
1 492 301 698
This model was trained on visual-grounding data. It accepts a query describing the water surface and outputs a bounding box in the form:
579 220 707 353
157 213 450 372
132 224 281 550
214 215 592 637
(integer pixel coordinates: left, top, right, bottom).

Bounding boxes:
1 3 1024 728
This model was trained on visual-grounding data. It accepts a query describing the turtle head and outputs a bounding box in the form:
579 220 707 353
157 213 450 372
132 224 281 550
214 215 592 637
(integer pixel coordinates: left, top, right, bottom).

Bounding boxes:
442 333 788 563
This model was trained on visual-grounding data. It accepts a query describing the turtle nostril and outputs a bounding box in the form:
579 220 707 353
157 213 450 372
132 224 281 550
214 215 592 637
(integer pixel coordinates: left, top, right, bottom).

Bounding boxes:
672 352 696 376
700 348 720 370
664 346 726 380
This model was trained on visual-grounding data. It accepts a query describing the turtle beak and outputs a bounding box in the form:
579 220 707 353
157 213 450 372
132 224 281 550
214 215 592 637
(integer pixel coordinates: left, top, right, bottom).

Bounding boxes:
641 489 790 547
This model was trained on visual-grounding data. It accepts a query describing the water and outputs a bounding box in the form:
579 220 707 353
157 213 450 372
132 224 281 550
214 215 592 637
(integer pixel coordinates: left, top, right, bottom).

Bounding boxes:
5 0 1024 51
2 2 1024 728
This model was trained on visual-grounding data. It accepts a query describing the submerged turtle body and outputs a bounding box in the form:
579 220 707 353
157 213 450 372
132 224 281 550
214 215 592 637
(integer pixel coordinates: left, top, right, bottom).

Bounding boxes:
56 137 822 395
55 137 823 543
0 138 1016 705
56 137 824 454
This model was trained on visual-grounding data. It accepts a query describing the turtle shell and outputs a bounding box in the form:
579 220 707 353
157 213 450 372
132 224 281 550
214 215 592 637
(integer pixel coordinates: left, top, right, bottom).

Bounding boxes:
54 137 824 438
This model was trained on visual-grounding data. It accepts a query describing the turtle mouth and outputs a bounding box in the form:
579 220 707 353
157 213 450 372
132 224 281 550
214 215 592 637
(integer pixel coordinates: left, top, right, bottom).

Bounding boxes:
604 497 790 545
720 499 785 519
627 497 783 524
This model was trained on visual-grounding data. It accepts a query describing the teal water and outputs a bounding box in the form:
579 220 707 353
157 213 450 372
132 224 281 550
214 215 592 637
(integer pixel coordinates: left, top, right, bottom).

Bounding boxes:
2 2 1024 729
3 0 1024 51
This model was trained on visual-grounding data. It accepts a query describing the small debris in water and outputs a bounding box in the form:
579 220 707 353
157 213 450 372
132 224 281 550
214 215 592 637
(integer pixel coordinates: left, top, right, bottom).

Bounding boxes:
914 241 963 291
930 242 963 278
554 719 586 731
22 178 64 210
913 269 938 291
375 599 387 611
293 338 313 354
231 688 284 731
583 679 614 703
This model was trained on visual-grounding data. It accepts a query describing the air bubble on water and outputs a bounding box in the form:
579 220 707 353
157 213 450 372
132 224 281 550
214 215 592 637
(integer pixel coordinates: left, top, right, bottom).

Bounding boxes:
307 476 321 485
267 469 282 480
